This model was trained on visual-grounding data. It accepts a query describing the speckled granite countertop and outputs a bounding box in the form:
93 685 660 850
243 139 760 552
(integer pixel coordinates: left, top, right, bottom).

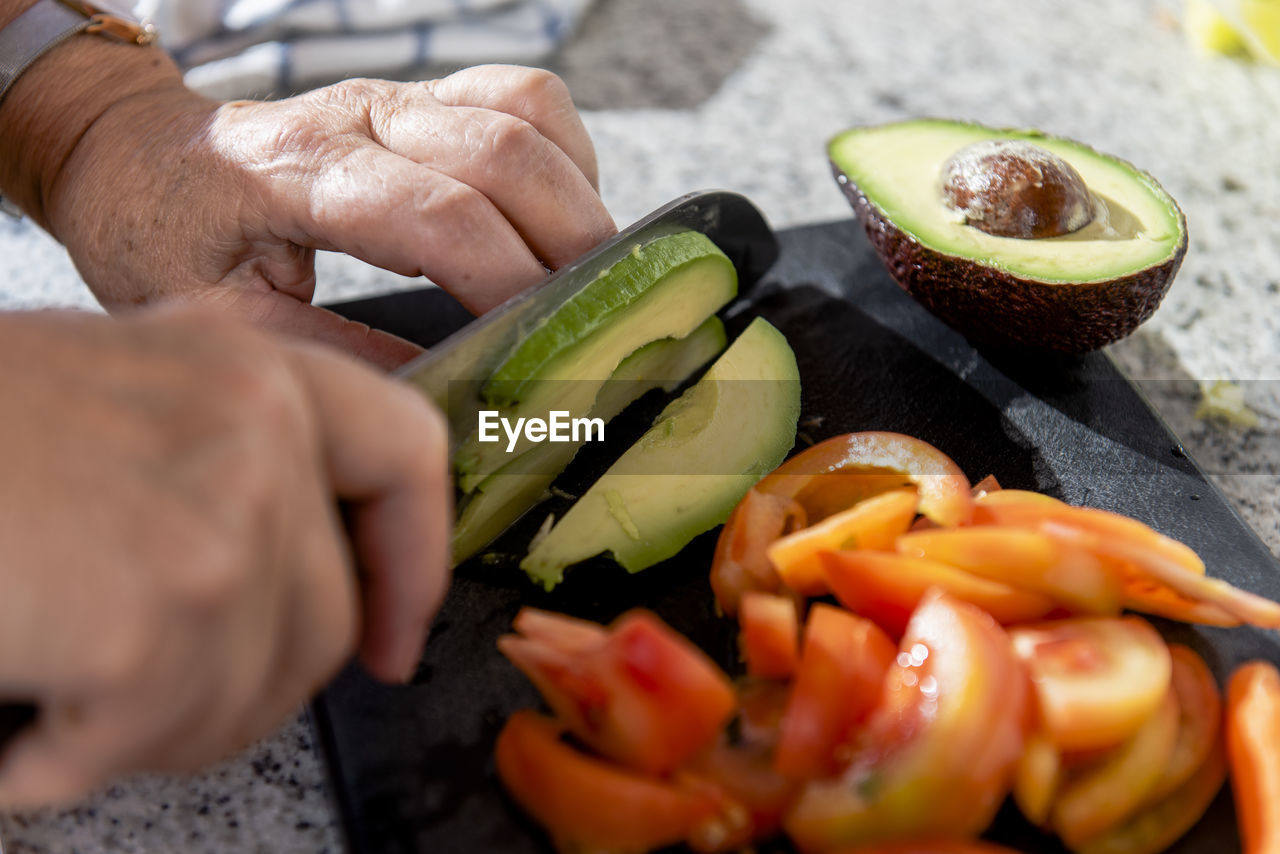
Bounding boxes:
2 0 1278 850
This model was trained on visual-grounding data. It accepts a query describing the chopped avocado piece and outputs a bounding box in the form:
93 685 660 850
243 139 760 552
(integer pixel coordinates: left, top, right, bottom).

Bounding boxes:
520 317 801 590
829 119 1187 352
451 316 728 563
455 231 737 489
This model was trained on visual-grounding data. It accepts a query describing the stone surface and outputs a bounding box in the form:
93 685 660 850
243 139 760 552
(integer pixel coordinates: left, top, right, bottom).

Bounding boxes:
1 0 1278 850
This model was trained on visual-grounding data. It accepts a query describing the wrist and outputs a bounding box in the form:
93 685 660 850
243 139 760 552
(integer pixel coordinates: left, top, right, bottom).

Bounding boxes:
0 8 186 231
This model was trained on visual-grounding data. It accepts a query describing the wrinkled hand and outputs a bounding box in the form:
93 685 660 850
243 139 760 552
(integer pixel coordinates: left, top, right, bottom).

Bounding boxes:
46 65 616 368
0 306 450 806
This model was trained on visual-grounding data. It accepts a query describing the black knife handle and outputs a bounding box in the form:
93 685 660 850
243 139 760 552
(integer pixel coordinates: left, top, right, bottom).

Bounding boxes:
0 702 37 752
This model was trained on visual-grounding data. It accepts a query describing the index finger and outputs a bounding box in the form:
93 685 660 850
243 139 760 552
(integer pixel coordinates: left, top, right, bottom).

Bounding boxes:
284 341 453 683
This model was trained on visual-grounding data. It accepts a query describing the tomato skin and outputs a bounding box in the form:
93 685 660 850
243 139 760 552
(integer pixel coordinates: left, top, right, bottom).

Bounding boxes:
495 710 732 854
774 604 896 779
1010 617 1172 753
739 591 801 680
1143 644 1221 805
783 591 1026 851
498 608 735 775
767 489 918 596
821 549 1057 637
711 432 973 615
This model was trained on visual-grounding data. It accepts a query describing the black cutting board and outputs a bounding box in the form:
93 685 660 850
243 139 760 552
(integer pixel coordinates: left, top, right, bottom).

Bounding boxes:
314 218 1280 854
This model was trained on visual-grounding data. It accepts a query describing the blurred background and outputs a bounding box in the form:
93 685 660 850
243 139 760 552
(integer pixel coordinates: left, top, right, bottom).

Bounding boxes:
1 0 1277 850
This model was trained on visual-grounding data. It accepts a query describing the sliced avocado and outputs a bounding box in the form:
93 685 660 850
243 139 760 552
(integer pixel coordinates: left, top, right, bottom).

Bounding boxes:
455 231 737 489
520 317 801 591
829 119 1187 352
451 315 728 563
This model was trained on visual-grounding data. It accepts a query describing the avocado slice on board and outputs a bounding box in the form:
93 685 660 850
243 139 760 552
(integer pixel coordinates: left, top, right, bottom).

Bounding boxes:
829 119 1187 352
451 315 728 563
520 317 801 591
455 231 737 490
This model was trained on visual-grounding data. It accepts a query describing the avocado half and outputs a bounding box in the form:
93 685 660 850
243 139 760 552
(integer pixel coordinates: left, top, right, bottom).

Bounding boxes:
829 119 1188 352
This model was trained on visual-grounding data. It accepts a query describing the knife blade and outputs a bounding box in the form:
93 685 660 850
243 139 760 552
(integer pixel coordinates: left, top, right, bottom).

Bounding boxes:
394 189 778 447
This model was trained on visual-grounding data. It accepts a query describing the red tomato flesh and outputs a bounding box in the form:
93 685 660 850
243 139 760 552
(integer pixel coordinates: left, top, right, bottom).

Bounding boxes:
495 710 733 854
895 527 1121 616
783 591 1026 851
739 591 801 680
767 488 918 596
774 604 896 779
498 608 735 775
821 549 1057 637
1010 617 1172 753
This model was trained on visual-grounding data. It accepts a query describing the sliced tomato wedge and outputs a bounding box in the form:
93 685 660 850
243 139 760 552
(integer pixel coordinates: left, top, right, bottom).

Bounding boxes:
895 527 1122 616
767 489 918 596
711 488 807 617
498 608 735 775
783 591 1026 851
775 604 896 779
973 487 1062 510
1042 520 1280 629
711 432 973 615
495 710 735 854
1226 659 1280 854
1073 740 1226 854
1143 644 1221 805
1010 617 1172 753
970 498 1205 574
1050 683 1180 848
1014 728 1063 827
822 548 1057 637
739 591 801 680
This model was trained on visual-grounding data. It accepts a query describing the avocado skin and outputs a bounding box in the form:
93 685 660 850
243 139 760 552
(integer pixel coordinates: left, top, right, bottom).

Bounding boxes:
832 162 1188 354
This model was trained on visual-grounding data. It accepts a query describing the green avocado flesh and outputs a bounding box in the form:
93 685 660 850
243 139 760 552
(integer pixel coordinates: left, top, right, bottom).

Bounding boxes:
455 231 737 489
520 317 801 591
451 315 728 563
828 119 1185 283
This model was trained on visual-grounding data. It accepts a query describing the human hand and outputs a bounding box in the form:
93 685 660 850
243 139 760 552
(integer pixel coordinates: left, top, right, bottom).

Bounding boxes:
0 37 615 369
0 306 450 807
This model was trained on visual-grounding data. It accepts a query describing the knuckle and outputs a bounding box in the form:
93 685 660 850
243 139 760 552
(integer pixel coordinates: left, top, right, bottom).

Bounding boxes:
168 520 257 611
420 178 488 227
480 113 544 162
209 348 305 438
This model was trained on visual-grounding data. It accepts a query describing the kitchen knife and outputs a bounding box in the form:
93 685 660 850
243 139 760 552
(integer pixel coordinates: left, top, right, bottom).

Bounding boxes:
0 192 777 756
394 189 778 447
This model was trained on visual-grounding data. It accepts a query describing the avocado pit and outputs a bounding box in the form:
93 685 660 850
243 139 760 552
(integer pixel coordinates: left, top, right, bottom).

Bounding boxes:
940 139 1095 239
